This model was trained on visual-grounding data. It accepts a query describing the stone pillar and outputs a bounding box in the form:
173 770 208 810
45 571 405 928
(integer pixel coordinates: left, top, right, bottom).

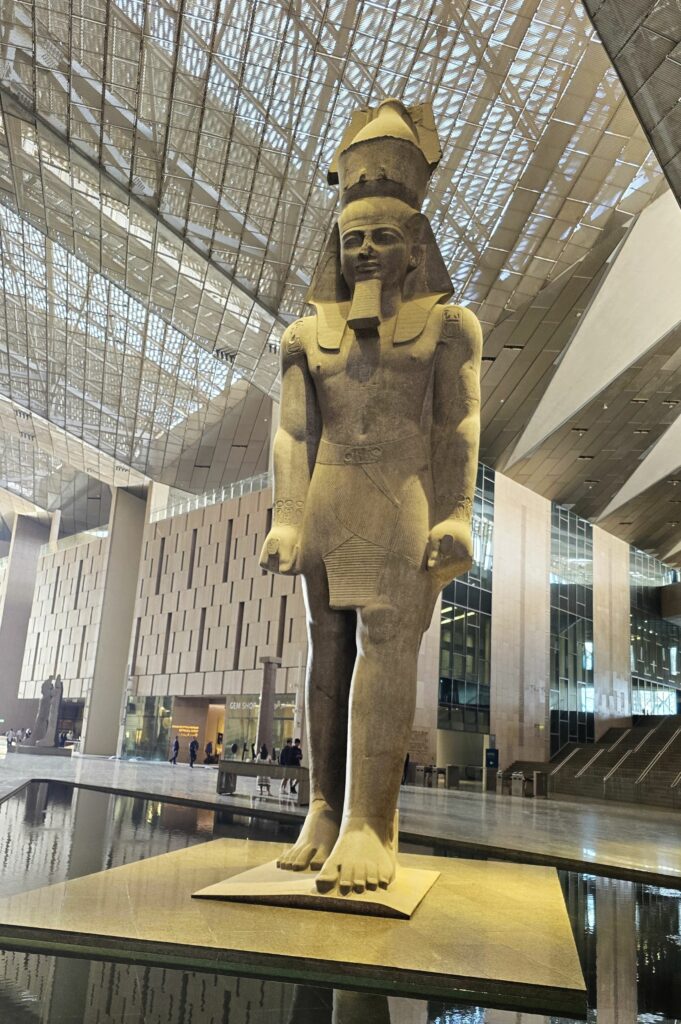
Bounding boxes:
256 655 281 751
490 474 551 769
80 489 146 756
0 514 50 732
593 526 631 737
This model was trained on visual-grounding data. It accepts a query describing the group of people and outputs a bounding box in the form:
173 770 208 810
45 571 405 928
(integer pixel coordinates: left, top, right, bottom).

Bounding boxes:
254 737 303 796
169 735 201 767
4 727 31 746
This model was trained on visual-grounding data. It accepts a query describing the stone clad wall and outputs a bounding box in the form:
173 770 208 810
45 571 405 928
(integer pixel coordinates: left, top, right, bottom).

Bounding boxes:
593 525 631 733
132 486 307 700
19 537 108 701
17 483 441 756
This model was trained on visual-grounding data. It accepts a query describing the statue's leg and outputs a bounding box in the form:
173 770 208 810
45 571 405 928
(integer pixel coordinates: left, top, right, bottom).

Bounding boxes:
277 567 356 872
316 599 423 894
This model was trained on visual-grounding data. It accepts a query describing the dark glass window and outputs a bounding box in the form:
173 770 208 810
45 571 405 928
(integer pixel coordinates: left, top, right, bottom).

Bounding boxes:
438 464 494 734
630 548 680 710
549 505 594 756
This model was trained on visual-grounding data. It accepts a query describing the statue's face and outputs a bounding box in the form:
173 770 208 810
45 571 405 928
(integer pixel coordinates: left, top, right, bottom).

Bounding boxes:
340 220 411 291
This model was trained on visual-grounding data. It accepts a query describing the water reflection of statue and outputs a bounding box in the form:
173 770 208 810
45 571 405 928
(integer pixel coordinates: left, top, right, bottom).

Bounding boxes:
286 985 391 1024
260 100 482 895
31 674 63 747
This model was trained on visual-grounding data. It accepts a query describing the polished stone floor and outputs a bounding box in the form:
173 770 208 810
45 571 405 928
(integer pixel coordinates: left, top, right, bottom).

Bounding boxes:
1 751 680 883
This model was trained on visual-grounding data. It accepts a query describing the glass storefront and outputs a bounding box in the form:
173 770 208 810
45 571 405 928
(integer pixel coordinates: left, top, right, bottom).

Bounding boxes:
549 505 595 756
122 696 173 760
630 548 680 713
223 693 296 758
438 464 494 734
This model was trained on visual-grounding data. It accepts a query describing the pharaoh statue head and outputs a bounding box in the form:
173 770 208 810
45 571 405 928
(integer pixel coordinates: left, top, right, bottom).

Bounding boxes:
307 99 453 342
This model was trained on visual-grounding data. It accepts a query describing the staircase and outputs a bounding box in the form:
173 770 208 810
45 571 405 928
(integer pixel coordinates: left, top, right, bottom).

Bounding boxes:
502 717 681 810
551 717 681 808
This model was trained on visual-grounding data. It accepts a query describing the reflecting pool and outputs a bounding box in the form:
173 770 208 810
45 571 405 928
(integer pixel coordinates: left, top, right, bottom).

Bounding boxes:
1 783 680 1022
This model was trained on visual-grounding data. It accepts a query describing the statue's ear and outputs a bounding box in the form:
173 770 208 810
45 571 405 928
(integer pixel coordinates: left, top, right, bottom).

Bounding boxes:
403 213 453 300
306 224 351 305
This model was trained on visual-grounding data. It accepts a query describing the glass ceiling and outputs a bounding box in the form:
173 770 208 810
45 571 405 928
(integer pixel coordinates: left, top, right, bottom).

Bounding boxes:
0 0 667 521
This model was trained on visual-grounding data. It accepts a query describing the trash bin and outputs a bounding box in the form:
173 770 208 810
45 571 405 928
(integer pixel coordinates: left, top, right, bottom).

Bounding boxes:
496 769 505 795
511 771 524 797
533 770 548 798
446 764 460 790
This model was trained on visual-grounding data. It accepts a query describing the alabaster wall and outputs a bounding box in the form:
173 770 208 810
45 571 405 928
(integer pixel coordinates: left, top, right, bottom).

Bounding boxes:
19 534 106 702
131 484 441 758
592 525 631 735
131 486 306 700
490 473 552 768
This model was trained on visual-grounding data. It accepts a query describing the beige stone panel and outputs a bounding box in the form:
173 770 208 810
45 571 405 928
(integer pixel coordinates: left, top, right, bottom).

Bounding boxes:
491 473 551 769
592 526 631 734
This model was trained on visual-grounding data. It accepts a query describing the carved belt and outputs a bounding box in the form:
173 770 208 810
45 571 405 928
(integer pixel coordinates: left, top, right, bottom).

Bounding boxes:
316 434 426 466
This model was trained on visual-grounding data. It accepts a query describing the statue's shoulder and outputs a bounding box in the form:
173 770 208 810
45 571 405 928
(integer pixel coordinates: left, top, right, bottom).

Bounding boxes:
280 316 314 362
434 303 482 354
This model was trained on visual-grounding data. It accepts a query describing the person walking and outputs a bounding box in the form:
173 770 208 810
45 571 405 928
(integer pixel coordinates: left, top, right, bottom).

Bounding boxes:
169 735 180 765
256 743 272 795
289 738 303 794
279 737 293 794
189 737 199 768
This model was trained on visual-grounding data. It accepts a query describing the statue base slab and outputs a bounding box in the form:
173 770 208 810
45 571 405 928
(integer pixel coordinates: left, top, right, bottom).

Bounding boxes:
15 744 72 757
193 858 439 919
0 837 585 1016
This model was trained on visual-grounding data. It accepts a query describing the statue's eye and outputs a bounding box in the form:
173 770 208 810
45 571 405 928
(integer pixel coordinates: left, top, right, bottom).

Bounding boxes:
342 232 363 249
373 228 402 245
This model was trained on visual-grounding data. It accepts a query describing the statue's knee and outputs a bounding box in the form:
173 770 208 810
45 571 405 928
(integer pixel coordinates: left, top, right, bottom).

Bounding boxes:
359 603 401 646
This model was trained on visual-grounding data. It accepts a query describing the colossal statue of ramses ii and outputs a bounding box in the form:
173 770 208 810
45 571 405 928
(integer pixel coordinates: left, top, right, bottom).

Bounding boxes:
260 99 482 895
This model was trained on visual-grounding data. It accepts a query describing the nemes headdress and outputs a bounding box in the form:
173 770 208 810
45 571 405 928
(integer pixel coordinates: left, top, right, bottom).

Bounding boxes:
307 99 454 347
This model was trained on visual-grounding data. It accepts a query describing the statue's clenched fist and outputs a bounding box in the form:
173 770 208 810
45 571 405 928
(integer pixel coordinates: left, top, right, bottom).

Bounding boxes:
258 525 300 575
426 518 473 582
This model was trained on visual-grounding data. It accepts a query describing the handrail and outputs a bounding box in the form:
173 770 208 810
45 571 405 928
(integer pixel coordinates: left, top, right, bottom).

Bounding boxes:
575 747 606 778
150 471 271 523
637 727 681 785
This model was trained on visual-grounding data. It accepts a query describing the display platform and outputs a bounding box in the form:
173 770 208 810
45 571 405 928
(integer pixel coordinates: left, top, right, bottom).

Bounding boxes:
193 857 440 919
0 838 586 1016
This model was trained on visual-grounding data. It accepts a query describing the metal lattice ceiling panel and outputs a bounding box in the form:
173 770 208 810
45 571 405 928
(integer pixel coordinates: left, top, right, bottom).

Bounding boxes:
0 0 673 546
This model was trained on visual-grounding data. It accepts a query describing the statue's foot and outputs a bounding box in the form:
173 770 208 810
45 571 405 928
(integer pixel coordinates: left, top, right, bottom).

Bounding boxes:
315 821 396 895
277 800 340 872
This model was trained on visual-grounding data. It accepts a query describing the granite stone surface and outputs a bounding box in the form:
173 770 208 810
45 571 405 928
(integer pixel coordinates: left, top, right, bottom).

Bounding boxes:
0 838 585 1015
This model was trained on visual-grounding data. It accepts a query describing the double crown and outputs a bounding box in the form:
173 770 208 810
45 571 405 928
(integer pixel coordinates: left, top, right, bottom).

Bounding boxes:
327 99 442 212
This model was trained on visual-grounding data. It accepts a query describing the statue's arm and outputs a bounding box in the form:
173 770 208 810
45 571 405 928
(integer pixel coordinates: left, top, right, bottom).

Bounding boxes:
427 305 482 581
259 321 320 575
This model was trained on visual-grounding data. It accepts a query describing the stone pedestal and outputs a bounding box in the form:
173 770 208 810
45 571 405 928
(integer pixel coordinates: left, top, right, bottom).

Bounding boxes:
0 838 586 1016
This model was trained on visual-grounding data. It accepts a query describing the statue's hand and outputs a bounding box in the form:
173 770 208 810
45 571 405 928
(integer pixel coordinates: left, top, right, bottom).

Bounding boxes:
426 518 473 582
259 526 300 575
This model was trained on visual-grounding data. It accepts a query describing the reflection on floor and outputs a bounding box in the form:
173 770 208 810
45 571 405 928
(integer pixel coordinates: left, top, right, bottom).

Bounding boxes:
0 783 680 1023
1 751 681 881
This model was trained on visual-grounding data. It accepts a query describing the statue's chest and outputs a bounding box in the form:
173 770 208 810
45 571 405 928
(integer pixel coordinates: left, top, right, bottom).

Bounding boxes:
309 332 436 396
